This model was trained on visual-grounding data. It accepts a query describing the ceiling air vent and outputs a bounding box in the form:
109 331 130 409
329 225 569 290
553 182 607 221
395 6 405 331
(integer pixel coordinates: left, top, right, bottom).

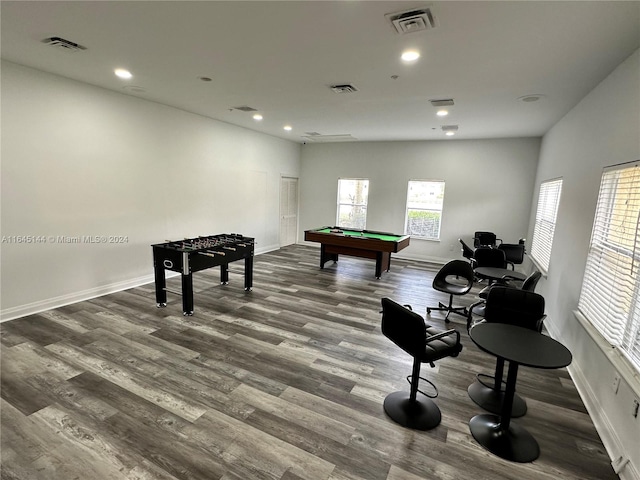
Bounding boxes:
430 98 454 107
301 134 358 143
232 105 258 112
330 84 358 94
41 36 87 51
385 7 437 35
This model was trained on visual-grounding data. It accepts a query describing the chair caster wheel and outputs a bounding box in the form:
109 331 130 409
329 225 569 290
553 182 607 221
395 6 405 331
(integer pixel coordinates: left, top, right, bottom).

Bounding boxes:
156 303 167 308
183 311 193 316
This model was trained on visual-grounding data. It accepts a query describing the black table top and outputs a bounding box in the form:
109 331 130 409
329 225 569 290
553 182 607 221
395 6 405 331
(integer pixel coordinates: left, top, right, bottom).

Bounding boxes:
469 323 572 369
475 267 527 281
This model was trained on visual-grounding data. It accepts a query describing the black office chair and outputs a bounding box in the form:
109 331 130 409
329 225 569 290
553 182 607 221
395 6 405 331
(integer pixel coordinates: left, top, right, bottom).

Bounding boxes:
426 260 475 322
498 243 526 269
468 287 546 416
473 231 501 248
507 269 542 292
467 270 542 329
473 247 508 282
473 247 507 268
481 286 545 331
459 238 475 266
381 297 463 430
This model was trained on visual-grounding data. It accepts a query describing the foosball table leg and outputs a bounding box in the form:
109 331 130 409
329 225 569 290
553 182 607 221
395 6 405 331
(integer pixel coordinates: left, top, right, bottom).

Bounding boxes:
244 255 254 291
220 264 229 285
154 259 168 307
181 273 194 316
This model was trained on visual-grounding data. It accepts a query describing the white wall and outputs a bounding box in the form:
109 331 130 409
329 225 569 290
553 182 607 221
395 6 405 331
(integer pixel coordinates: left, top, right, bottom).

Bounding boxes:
532 49 640 479
299 138 540 263
0 61 301 319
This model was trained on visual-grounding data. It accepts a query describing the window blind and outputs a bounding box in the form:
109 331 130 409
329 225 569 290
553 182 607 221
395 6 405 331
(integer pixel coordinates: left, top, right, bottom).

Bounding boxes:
578 162 640 371
530 178 563 273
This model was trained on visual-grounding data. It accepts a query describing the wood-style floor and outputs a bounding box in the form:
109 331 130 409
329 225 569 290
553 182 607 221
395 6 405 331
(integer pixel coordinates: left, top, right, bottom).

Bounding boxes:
1 245 616 480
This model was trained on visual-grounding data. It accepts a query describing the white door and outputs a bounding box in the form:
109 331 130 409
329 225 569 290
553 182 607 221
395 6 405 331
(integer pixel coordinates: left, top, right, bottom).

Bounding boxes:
280 176 299 246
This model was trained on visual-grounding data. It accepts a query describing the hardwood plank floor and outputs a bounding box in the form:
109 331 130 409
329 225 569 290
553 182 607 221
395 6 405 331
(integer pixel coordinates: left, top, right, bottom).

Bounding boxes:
1 245 616 479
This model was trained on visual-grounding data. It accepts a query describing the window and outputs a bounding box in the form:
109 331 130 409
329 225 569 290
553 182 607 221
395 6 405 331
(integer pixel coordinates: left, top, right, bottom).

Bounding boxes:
405 180 445 239
530 178 563 272
578 162 640 371
337 178 368 229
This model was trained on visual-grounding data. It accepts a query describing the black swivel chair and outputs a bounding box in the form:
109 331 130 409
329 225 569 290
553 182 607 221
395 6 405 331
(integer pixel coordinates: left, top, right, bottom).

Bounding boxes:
473 247 507 268
467 287 546 416
473 231 501 248
498 243 526 270
473 247 507 282
381 297 463 430
459 238 475 266
426 260 475 322
467 270 542 329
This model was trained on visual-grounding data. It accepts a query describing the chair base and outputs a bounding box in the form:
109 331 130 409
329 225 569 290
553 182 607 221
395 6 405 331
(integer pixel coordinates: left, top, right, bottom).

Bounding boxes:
468 379 527 417
383 391 441 430
427 300 468 323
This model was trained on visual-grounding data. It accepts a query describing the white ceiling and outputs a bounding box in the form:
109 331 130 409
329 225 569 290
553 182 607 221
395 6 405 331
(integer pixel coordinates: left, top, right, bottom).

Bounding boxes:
2 1 639 143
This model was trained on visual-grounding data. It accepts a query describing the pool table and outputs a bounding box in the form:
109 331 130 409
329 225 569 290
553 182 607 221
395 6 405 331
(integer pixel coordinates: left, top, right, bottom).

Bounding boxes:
304 226 410 278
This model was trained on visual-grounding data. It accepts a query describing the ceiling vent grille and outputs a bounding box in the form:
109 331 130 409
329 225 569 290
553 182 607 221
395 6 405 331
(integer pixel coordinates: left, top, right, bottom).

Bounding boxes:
41 36 87 51
430 98 454 107
385 7 437 34
330 84 358 94
301 134 358 143
441 125 459 132
232 105 258 112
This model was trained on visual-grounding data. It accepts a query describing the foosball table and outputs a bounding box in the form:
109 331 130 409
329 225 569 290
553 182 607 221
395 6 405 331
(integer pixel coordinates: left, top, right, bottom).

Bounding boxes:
152 233 254 316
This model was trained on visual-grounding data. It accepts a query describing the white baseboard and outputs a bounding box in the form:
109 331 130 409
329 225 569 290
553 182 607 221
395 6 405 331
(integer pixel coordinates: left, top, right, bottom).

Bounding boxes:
0 274 157 322
1 246 278 323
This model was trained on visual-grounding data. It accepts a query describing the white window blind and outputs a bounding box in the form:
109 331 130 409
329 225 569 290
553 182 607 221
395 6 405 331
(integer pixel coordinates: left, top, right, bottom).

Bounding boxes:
578 162 640 372
530 178 563 273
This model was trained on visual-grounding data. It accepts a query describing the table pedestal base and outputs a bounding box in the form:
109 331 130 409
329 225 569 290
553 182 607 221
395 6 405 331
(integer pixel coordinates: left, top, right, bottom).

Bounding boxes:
469 414 539 462
468 381 527 417
383 391 441 430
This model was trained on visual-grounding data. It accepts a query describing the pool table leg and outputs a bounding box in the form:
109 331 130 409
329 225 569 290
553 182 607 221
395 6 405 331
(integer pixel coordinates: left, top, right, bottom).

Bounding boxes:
375 253 383 279
320 245 338 269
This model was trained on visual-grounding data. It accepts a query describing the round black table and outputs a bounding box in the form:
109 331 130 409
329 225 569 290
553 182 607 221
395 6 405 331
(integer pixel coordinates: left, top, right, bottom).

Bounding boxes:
468 323 572 463
475 266 527 282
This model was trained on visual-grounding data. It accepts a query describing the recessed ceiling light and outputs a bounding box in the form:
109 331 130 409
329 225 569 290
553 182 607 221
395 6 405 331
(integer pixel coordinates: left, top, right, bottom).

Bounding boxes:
436 109 449 117
401 50 420 62
114 68 132 79
253 114 263 121
283 125 292 131
442 125 458 136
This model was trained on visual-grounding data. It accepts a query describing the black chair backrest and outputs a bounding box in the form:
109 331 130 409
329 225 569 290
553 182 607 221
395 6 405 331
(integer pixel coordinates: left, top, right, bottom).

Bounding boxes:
474 231 497 248
459 238 474 261
484 286 545 332
381 298 426 357
473 247 507 268
433 259 475 291
498 243 525 264
521 270 542 292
